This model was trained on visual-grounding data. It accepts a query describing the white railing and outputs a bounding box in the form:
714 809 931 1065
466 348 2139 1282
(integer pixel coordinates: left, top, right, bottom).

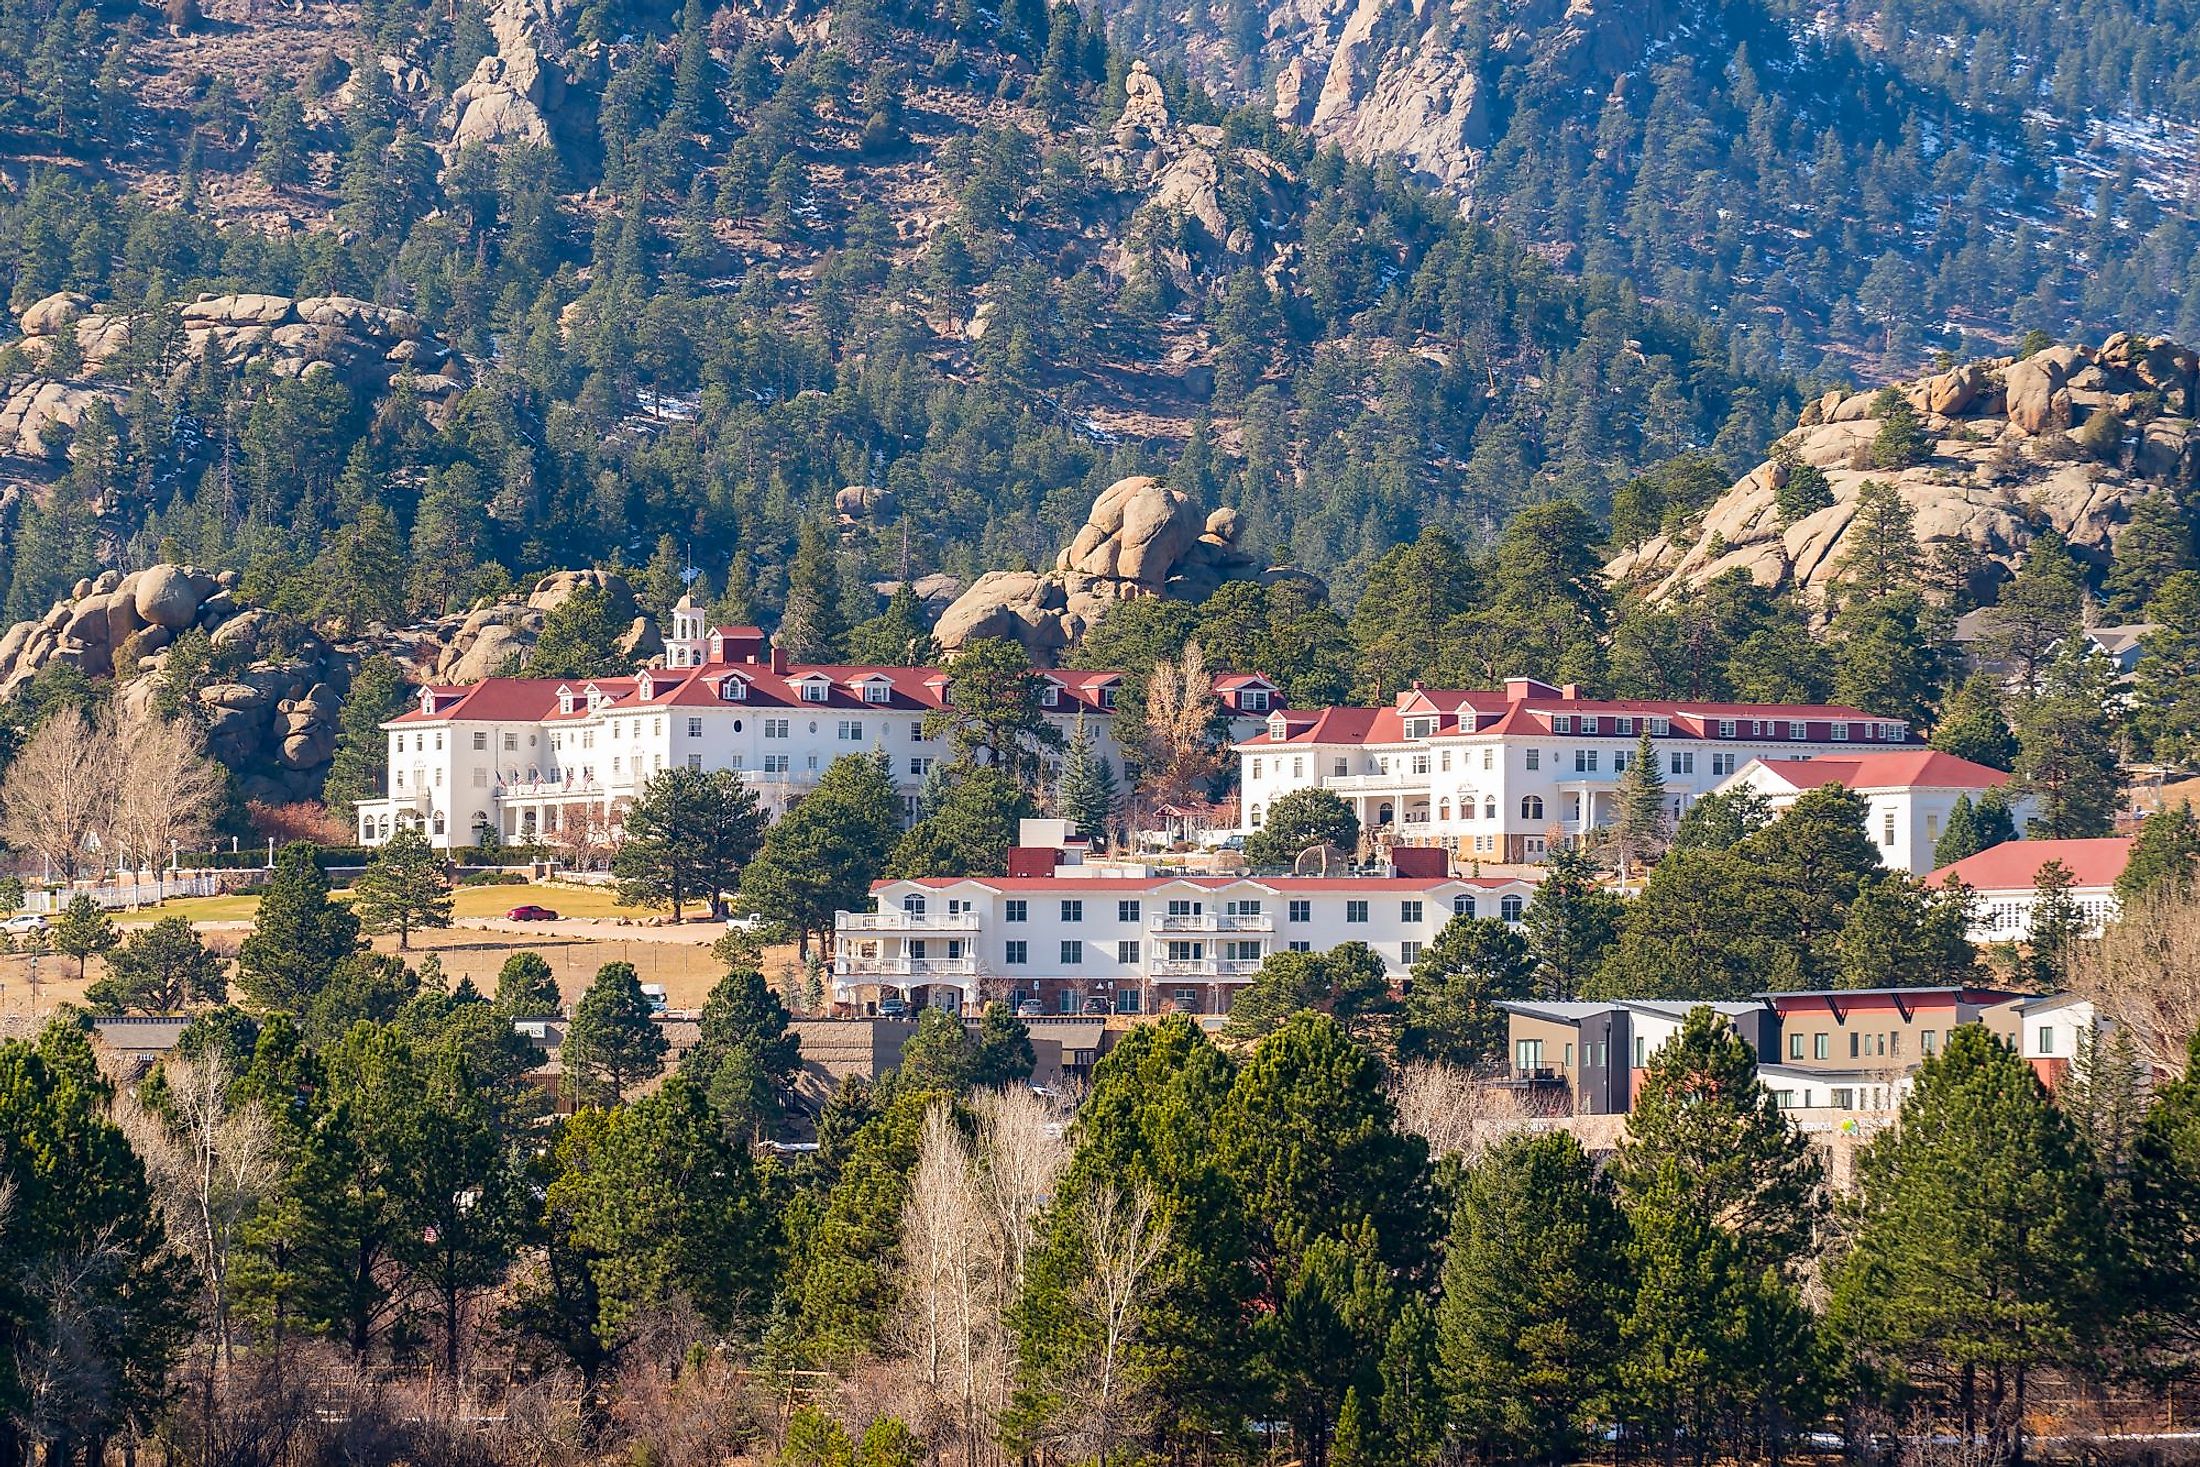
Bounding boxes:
499 779 602 799
1149 957 1264 978
1149 913 1273 933
1325 770 1430 793
28 872 229 912
837 910 982 932
834 956 979 978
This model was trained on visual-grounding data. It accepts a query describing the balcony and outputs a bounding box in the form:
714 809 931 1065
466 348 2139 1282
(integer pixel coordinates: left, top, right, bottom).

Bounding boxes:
1149 957 1264 978
838 909 982 933
834 955 979 978
1149 913 1273 933
1324 769 1431 793
498 777 602 800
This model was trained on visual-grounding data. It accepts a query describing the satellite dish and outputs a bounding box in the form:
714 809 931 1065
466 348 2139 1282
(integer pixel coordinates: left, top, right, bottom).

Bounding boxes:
1293 843 1351 876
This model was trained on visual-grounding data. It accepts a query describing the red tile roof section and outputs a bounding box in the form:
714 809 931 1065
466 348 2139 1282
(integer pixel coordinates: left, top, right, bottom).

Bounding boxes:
1925 837 2135 892
1750 751 2012 791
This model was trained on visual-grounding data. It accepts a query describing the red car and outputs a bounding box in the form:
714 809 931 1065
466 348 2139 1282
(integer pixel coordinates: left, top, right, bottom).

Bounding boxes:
505 904 559 921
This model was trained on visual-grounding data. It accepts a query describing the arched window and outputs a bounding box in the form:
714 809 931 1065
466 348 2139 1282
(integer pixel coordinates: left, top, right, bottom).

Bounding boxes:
1249 805 1263 828
431 811 447 836
1501 894 1524 922
1438 798 1451 822
903 894 928 916
1377 803 1394 826
1520 795 1544 821
1484 798 1497 821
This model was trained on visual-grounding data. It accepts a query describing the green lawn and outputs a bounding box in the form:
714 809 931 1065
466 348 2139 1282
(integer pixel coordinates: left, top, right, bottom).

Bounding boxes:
113 892 266 924
94 881 674 928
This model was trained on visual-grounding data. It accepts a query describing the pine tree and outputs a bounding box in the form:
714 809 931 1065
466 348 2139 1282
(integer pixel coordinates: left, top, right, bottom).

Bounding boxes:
2104 491 2196 618
350 826 453 950
562 961 669 1106
85 914 226 1013
2116 802 2200 905
1932 672 2019 770
1522 843 1623 999
1867 388 1933 468
612 767 768 920
323 655 414 821
1399 917 1537 1066
1834 479 1925 611
2024 859 2088 990
1608 727 1669 879
778 519 845 662
1437 1130 1627 1465
494 950 562 1016
2131 570 2200 762
1934 793 1987 868
1056 712 1119 842
1829 1026 2104 1461
1980 529 2087 695
886 765 1038 879
51 893 119 979
530 584 631 678
2013 642 2123 837
744 752 903 956
235 843 363 1013
680 964 800 1139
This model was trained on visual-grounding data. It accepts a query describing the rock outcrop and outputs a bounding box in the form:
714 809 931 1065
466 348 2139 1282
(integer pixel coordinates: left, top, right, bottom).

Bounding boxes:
1263 0 1680 192
3 290 469 463
933 475 1314 661
0 565 349 804
1606 334 2200 609
1099 62 1296 287
446 0 566 150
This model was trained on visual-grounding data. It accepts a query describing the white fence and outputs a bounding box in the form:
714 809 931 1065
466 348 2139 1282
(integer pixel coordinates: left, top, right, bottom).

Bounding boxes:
26 871 234 913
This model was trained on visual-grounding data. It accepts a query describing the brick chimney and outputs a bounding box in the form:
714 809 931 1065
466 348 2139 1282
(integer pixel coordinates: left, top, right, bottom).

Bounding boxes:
769 640 788 675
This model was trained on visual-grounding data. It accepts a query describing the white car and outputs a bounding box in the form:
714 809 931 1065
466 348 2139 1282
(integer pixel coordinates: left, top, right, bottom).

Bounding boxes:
724 913 777 934
1 913 47 935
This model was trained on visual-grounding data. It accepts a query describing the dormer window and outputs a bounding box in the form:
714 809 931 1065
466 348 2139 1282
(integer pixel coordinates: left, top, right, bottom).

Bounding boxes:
1099 687 1115 709
557 687 575 715
720 676 747 701
1244 689 1269 712
1041 684 1060 707
637 673 653 700
1552 715 1572 733
862 680 892 704
1267 713 1286 739
419 690 435 716
800 680 829 703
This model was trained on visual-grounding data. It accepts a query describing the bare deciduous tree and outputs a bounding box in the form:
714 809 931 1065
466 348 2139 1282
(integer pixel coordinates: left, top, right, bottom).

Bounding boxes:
2076 885 2200 1075
1390 1058 1545 1160
0 709 119 879
1027 1178 1170 1465
1137 642 1221 810
111 709 227 880
895 1101 986 1457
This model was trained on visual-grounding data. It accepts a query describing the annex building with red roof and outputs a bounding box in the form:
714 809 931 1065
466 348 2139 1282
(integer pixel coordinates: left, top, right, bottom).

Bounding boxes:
1926 837 2134 941
1712 748 2030 874
1234 676 1919 865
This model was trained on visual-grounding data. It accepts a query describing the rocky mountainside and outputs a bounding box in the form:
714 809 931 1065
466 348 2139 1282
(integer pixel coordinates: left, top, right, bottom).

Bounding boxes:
1102 0 2200 374
1606 333 2200 609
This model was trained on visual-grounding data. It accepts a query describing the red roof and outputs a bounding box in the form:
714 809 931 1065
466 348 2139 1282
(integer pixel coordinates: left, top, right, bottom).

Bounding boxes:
1748 751 2011 792
1236 685 1903 749
389 660 1123 724
1926 838 2134 893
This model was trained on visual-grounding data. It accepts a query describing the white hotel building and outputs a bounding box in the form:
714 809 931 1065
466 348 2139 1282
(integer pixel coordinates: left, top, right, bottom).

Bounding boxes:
1235 679 1916 864
355 606 1245 849
831 831 1540 1017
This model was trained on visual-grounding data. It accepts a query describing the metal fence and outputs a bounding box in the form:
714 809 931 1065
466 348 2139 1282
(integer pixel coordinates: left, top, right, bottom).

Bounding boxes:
25 871 238 912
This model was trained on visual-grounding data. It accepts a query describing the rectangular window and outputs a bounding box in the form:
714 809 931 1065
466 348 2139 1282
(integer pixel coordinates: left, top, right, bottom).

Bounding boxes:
1718 719 1737 738
1005 940 1028 964
1651 717 1671 736
1116 989 1142 1014
1575 749 1600 773
1814 1033 1830 1060
504 732 520 751
1922 1029 1937 1055
837 720 864 741
687 754 702 770
763 754 790 773
1552 715 1572 733
2039 1025 2054 1055
1453 895 1476 917
1251 758 1264 781
1671 751 1695 774
1118 940 1142 964
1005 900 1027 922
865 684 890 704
1634 1036 1646 1068
1614 750 1630 774
1850 1032 1861 1059
1616 717 1635 736
911 722 924 742
1061 900 1084 922
909 757 934 777
1400 900 1423 923
1401 940 1423 964
1060 940 1084 965
1292 757 1304 778
1289 940 1312 952
1789 1033 1804 1060
1711 752 1737 777
1525 748 1540 770
1882 810 1897 846
1223 940 1261 961
472 731 488 751
1288 900 1311 923
1890 1032 1902 1057
1411 753 1430 775
686 718 703 738
472 767 488 787
1345 900 1369 923
1119 899 1141 922
765 719 789 739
